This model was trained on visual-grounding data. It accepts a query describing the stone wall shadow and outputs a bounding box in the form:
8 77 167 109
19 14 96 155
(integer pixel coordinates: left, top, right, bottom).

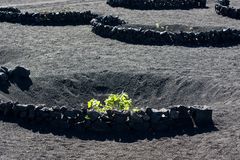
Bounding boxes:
9 77 33 91
0 77 32 93
0 81 11 94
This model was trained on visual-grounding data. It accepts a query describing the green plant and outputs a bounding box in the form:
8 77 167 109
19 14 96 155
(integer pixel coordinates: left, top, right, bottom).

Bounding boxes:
87 98 104 113
87 93 138 113
104 93 133 111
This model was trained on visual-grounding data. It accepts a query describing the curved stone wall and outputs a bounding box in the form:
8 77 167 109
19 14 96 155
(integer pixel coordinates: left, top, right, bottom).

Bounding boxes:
91 15 240 47
215 0 240 20
0 101 213 133
0 7 21 13
0 8 98 26
107 0 207 10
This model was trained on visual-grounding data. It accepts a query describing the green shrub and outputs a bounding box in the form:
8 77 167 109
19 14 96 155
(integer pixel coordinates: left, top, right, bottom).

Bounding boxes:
104 93 132 111
87 93 139 113
88 99 103 112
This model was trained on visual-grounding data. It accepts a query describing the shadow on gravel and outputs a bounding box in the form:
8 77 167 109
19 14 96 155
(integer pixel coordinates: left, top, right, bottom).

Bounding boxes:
0 81 11 94
0 76 32 93
9 76 33 91
0 116 218 143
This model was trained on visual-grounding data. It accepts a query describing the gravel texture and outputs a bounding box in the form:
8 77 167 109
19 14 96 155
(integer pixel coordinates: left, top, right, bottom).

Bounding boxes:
0 0 240 159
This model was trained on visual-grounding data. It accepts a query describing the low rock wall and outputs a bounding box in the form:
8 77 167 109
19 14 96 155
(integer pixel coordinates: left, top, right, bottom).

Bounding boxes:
0 7 98 26
215 1 240 20
91 15 240 47
0 7 21 13
107 0 207 10
0 101 213 133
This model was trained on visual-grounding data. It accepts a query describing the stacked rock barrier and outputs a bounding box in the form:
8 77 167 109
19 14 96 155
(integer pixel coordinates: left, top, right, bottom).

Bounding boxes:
0 7 98 26
215 0 240 20
0 101 213 133
107 0 207 10
0 7 21 13
91 15 240 47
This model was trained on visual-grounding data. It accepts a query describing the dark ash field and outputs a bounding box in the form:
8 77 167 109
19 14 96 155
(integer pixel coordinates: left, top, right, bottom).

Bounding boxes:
0 0 240 159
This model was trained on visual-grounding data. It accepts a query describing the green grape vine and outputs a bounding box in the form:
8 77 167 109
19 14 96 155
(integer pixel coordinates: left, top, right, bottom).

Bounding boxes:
87 92 140 113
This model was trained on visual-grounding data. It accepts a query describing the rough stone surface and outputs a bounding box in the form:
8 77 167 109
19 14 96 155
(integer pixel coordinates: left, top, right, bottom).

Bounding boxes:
87 110 101 122
0 7 20 13
107 0 207 10
111 122 130 132
112 111 129 123
0 8 98 26
215 1 240 20
129 112 150 131
0 101 213 133
190 105 213 126
0 72 8 82
91 15 240 47
9 66 30 78
89 119 110 132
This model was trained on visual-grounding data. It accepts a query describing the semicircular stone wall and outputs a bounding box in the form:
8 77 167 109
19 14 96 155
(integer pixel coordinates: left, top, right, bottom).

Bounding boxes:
91 15 240 47
215 0 240 20
0 101 213 133
0 7 98 26
107 0 207 10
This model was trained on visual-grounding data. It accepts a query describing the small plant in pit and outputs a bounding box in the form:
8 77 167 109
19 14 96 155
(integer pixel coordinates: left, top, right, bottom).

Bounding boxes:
87 93 140 113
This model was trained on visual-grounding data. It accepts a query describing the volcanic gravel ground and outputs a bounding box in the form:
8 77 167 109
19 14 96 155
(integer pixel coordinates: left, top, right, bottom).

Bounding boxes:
0 0 240 159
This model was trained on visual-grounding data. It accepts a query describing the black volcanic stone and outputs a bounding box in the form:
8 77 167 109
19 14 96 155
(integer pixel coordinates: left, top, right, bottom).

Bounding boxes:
217 0 230 6
0 102 13 116
0 7 21 13
50 111 62 120
5 102 15 116
151 117 172 132
73 122 86 132
87 110 101 122
0 100 214 133
0 103 5 113
28 105 36 120
52 106 61 112
129 111 150 131
9 66 30 78
100 113 112 122
149 108 169 123
112 111 129 123
89 119 110 132
50 119 69 130
111 122 130 132
59 106 67 112
107 0 206 9
0 72 8 82
170 106 193 128
190 106 213 126
13 104 28 113
64 109 78 120
38 107 53 122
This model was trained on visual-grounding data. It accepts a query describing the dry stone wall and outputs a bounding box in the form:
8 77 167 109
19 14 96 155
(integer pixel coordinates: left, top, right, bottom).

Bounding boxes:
91 15 240 47
0 7 98 26
215 0 240 20
0 7 21 13
0 101 213 133
107 0 207 10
